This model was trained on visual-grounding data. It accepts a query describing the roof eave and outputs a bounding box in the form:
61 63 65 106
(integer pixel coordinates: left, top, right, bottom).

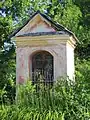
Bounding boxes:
9 10 79 44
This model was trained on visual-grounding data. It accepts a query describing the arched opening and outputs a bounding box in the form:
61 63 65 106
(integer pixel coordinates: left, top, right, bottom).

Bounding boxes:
32 51 54 85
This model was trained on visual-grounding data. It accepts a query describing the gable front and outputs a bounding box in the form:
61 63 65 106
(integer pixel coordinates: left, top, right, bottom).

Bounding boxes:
15 14 56 36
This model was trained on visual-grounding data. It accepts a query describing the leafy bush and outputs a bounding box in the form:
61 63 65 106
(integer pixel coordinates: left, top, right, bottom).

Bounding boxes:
0 77 90 120
76 59 90 90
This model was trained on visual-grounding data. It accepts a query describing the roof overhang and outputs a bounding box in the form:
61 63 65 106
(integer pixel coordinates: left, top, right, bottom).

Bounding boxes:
10 11 79 44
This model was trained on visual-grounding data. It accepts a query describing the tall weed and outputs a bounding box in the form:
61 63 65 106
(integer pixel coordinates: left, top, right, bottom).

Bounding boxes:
0 78 90 120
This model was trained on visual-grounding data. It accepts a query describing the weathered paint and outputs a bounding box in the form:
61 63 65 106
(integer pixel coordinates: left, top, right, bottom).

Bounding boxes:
19 76 24 84
15 14 56 36
16 43 68 83
15 13 76 84
15 35 70 47
16 37 76 83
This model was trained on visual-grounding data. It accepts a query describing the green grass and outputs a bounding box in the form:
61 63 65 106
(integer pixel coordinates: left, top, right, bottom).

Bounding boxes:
0 78 90 120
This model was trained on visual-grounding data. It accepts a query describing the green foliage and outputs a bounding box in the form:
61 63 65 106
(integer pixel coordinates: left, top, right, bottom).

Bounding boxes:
0 79 90 119
74 0 90 59
74 0 90 28
0 0 32 102
76 58 90 90
0 0 90 119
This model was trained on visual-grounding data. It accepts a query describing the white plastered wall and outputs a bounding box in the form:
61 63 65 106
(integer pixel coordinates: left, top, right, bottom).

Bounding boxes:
66 42 75 80
16 43 67 83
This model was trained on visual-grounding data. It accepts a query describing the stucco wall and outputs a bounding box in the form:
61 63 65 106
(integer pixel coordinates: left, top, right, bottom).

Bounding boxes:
66 43 75 80
16 43 67 83
15 13 76 84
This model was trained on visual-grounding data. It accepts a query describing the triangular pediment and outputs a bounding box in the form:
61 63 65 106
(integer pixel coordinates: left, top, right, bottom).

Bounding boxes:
15 13 56 36
9 11 78 42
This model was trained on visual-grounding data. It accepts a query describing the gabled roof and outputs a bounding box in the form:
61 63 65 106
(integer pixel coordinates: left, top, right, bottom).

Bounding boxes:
9 10 78 42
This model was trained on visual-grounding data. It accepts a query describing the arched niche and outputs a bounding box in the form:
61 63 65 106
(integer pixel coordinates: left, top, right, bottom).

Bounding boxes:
30 50 54 84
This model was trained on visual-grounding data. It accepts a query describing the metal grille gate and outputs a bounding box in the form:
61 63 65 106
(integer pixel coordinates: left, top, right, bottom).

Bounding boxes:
32 51 53 88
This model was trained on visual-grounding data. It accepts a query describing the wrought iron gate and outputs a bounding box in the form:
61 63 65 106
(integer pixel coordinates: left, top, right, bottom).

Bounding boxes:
32 51 53 86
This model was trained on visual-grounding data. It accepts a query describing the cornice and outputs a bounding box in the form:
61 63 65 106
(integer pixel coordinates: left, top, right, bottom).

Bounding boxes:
13 34 76 48
15 34 70 41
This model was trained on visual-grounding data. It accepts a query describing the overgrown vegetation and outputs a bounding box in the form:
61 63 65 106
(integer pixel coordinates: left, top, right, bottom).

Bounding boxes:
0 76 90 120
0 0 90 119
0 60 90 119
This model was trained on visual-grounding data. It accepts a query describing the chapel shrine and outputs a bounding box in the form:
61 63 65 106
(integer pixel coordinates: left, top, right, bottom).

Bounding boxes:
11 11 77 84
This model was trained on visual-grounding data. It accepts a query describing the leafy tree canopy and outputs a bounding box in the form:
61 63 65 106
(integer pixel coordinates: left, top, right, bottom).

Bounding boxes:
0 0 90 101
